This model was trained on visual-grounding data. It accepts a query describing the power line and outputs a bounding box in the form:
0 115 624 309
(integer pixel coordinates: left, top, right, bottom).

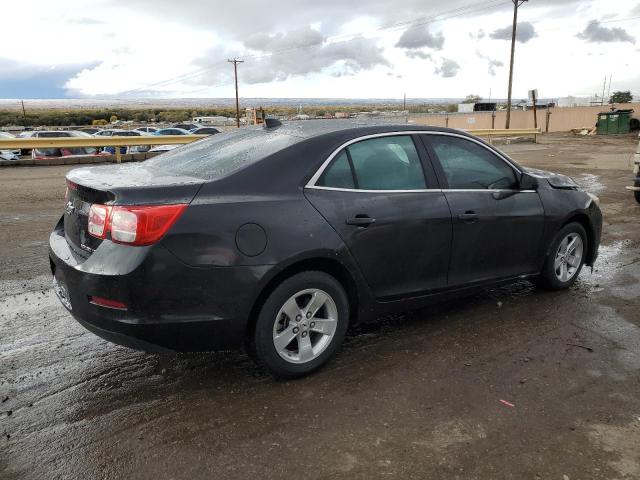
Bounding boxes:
117 0 509 96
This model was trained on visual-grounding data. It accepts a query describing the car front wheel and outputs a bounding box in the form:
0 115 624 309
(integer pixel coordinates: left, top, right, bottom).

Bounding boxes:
253 271 349 379
538 222 587 290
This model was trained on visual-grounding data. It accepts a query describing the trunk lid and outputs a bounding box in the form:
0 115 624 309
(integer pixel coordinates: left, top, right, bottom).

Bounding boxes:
64 163 204 256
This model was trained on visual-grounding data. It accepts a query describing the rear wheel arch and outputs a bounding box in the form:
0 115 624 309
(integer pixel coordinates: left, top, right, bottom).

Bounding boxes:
245 257 360 342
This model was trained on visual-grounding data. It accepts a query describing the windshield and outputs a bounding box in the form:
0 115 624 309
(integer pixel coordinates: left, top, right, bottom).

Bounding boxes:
145 127 302 180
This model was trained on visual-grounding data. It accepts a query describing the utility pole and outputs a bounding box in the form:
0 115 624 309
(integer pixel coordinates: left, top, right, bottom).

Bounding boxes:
505 0 528 129
403 93 406 111
601 75 606 106
228 59 244 128
21 100 27 126
531 89 537 129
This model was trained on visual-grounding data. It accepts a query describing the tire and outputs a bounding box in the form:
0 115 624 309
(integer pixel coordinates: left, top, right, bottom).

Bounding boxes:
537 222 588 290
635 190 640 204
253 271 349 379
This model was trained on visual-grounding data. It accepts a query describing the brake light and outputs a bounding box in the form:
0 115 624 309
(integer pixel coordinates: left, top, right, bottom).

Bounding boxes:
88 204 187 246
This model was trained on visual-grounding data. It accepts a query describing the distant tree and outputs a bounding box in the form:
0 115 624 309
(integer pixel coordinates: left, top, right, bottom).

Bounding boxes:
447 104 458 113
610 91 633 104
109 115 118 123
92 119 108 126
462 94 481 104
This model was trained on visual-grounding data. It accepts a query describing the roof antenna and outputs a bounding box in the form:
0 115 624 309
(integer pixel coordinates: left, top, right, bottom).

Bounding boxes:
263 118 282 129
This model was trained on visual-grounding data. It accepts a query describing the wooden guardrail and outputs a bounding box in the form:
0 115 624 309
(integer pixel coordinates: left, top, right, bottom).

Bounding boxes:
0 134 206 163
467 128 541 144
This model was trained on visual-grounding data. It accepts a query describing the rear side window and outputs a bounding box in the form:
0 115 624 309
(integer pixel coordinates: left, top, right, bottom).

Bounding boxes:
318 151 354 189
145 128 301 180
317 135 426 190
428 135 518 190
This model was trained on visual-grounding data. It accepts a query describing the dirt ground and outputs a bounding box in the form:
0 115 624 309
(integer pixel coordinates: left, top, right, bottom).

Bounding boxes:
1 133 639 480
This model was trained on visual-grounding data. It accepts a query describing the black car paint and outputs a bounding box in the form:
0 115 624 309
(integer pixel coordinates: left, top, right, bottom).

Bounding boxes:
49 123 602 352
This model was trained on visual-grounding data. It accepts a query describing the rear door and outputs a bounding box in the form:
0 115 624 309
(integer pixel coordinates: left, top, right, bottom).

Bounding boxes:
305 134 452 299
421 133 544 286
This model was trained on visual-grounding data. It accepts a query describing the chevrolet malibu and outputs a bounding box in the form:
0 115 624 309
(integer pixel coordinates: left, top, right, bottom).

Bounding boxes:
49 121 602 378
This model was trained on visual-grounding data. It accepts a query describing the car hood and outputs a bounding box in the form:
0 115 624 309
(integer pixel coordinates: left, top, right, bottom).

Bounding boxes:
523 167 578 189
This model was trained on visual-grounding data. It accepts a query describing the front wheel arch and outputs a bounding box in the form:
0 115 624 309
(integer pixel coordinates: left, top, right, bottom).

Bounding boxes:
559 213 596 266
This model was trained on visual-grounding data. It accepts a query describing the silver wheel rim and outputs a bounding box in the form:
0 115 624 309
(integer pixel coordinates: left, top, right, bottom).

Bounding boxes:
554 233 584 282
272 288 338 364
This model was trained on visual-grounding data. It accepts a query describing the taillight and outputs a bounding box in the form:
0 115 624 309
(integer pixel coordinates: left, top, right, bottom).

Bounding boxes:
88 204 187 246
88 204 110 238
65 180 78 203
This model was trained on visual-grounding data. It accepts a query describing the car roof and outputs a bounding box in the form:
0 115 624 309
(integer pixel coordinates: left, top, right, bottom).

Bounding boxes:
253 119 470 141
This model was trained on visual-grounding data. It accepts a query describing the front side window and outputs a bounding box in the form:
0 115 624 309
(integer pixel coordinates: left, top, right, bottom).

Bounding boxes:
427 135 518 190
317 135 426 190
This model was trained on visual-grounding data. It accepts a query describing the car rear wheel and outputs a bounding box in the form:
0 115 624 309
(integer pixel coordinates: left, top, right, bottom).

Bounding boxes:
253 271 349 379
537 222 587 290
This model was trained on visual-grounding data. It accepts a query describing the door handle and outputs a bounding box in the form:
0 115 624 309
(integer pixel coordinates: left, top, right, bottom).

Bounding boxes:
346 215 376 227
458 211 479 223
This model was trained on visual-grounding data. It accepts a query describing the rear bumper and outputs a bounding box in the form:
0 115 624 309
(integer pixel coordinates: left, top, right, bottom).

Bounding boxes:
49 218 270 352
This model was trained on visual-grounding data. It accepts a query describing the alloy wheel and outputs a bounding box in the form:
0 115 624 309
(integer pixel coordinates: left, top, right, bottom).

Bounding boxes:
272 288 338 364
554 233 584 282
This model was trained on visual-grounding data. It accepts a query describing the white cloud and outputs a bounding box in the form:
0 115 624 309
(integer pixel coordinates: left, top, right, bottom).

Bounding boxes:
0 0 638 99
577 20 635 44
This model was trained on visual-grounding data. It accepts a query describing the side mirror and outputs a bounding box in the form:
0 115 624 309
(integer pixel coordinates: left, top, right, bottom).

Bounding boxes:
520 172 539 190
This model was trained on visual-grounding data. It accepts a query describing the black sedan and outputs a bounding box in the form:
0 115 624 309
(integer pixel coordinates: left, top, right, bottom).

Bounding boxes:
49 121 602 378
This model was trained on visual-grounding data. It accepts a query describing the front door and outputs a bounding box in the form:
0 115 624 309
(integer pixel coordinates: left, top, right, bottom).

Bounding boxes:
421 133 544 286
305 134 452 299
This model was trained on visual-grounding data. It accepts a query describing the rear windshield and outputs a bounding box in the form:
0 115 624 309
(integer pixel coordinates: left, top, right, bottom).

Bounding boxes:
145 128 301 180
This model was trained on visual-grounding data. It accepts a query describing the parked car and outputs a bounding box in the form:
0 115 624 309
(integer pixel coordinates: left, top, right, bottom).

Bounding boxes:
628 132 640 204
173 123 200 131
0 131 20 158
154 128 191 136
16 130 36 155
98 130 149 154
135 127 158 135
190 127 220 135
93 129 128 137
50 122 602 378
0 151 19 161
148 144 179 153
77 128 102 135
32 131 99 159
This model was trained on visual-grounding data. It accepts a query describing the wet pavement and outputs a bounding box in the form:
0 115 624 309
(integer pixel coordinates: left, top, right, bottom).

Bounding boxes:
1 133 640 479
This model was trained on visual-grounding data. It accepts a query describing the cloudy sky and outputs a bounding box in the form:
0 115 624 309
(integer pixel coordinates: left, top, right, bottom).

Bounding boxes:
1 0 639 100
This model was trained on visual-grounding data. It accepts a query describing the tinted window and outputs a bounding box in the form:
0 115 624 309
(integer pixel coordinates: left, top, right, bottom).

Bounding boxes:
145 128 300 180
428 135 518 190
317 135 426 190
317 151 354 189
350 136 425 190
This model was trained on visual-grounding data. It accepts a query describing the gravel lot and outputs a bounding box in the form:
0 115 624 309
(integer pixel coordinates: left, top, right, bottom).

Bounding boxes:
1 133 639 479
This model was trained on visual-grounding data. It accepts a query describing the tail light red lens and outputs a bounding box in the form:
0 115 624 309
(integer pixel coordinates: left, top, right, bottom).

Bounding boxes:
88 204 110 238
88 204 187 246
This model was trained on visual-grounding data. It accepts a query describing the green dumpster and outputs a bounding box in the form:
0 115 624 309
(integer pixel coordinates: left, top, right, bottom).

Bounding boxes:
597 109 633 134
